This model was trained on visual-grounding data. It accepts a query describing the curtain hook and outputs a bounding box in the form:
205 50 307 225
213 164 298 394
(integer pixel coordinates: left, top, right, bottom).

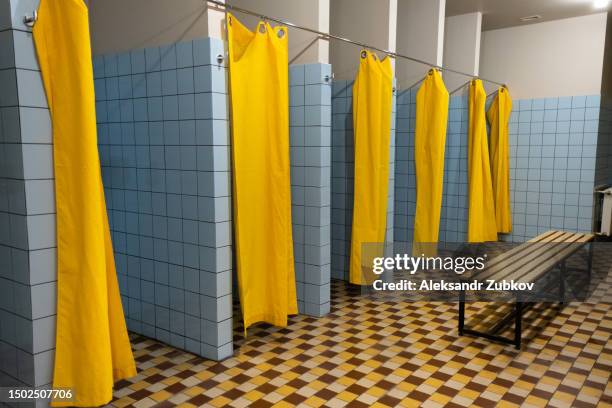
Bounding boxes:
23 10 37 27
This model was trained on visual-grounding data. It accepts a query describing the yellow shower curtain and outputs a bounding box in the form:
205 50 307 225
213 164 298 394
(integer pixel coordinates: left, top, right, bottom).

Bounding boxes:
487 86 513 233
468 80 498 242
350 51 393 285
227 14 297 329
32 0 136 406
413 69 449 255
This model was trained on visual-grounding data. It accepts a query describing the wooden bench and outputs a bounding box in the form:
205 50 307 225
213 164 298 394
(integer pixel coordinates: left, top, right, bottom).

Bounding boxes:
458 230 594 349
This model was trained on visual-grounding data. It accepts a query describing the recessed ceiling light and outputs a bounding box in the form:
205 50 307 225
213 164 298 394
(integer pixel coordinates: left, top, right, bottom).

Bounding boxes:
519 15 542 22
593 0 609 9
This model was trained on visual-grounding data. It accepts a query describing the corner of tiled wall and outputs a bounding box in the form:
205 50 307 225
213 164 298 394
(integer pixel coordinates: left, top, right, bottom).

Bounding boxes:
331 79 353 281
595 96 612 188
330 78 396 281
0 0 57 403
289 63 332 317
95 36 233 361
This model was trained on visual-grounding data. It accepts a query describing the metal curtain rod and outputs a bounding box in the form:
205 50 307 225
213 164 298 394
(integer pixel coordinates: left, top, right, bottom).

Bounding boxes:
207 0 506 87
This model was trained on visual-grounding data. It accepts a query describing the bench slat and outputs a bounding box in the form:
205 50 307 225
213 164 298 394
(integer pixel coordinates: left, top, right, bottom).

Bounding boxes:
528 230 566 243
482 230 567 271
475 232 577 281
517 233 593 285
487 234 584 282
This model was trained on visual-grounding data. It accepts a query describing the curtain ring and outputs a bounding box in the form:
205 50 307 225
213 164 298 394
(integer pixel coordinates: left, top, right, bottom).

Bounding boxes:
277 28 285 38
361 50 367 59
259 23 266 33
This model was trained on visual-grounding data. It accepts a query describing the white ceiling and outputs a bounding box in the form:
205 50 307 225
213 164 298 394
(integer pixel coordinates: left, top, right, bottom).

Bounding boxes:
446 0 611 30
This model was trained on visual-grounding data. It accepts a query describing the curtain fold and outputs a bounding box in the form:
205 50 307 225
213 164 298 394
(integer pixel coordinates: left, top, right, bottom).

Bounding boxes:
349 51 393 285
32 0 136 406
412 69 449 255
487 87 513 233
227 14 297 329
468 80 498 242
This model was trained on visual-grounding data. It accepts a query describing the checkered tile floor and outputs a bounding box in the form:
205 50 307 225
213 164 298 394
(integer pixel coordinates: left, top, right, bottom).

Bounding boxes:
109 249 612 408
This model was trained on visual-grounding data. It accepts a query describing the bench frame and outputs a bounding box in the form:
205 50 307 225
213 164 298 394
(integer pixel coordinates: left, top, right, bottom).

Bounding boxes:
457 231 594 349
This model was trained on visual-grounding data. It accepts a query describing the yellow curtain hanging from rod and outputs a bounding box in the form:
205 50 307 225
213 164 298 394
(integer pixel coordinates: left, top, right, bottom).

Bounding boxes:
467 79 498 243
32 0 136 406
412 69 449 255
349 50 393 285
488 86 513 234
227 13 298 330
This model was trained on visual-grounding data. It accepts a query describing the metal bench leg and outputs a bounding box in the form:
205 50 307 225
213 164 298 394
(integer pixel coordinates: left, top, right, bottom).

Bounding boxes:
458 290 465 335
587 242 593 279
559 261 565 305
514 301 522 350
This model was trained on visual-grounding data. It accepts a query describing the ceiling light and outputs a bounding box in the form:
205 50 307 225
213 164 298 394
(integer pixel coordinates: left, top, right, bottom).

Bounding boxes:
593 0 609 9
519 15 542 22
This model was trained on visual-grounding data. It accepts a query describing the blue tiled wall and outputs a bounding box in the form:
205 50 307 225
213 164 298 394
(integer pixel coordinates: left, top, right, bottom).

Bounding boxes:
289 64 332 317
394 89 421 243
330 80 396 281
94 37 234 361
0 2 56 395
504 96 599 241
94 37 335 359
394 92 601 244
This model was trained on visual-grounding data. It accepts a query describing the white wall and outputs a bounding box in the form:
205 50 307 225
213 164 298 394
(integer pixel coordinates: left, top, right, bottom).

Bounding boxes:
480 13 608 99
395 0 445 88
330 0 397 80
89 0 225 55
601 12 612 99
229 0 330 64
90 0 329 63
443 12 481 92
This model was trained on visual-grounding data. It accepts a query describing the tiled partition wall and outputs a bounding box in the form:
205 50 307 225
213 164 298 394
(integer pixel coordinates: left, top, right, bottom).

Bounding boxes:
330 80 396 281
394 92 602 244
595 98 612 187
289 64 332 317
0 0 56 397
94 40 334 359
94 38 234 361
394 89 420 244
